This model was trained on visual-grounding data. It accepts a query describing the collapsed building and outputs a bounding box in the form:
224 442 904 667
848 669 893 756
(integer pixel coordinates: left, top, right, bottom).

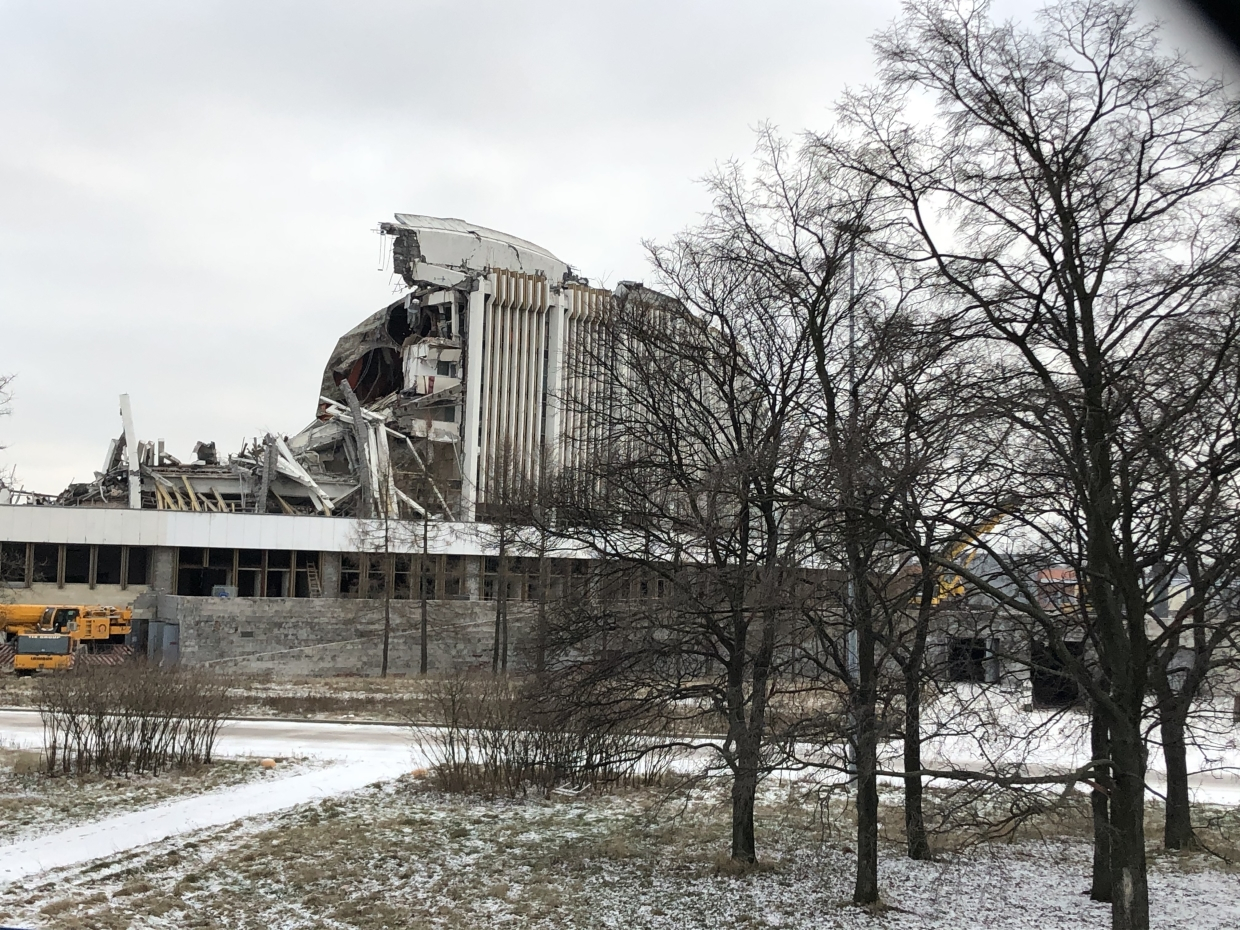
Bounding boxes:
0 216 618 674
54 215 612 524
0 214 1112 693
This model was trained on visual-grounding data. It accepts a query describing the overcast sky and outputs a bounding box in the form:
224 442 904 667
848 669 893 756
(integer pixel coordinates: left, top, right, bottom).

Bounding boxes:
0 0 1233 493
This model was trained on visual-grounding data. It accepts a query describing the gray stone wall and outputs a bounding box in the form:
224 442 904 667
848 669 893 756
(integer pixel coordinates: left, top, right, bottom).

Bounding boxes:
151 547 175 592
319 552 342 597
157 594 532 677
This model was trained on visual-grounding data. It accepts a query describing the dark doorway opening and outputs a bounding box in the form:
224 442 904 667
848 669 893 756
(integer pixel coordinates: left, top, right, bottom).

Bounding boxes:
1031 639 1086 707
948 637 989 683
96 546 123 585
178 567 229 597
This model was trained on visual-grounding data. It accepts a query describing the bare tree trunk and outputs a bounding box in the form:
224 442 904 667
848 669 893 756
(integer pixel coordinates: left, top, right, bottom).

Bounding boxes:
853 560 880 905
1090 707 1113 902
420 515 429 675
1159 699 1196 850
854 696 879 904
899 588 932 862
500 596 509 673
492 529 509 675
731 744 759 863
419 594 428 674
536 548 550 678
381 553 392 678
903 669 929 860
1108 707 1151 930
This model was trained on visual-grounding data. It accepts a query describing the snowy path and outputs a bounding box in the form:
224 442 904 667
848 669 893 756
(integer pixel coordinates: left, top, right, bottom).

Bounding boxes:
0 710 427 885
3 697 1239 888
0 708 419 758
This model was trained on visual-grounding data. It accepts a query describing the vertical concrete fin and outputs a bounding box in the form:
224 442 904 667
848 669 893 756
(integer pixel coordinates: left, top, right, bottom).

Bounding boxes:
460 283 489 521
119 394 141 509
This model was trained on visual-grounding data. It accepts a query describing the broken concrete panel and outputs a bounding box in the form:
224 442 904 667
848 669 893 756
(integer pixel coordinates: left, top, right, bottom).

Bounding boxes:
49 215 626 528
383 214 572 286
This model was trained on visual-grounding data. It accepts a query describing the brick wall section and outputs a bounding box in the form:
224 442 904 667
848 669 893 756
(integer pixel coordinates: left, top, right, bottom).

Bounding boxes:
158 594 534 677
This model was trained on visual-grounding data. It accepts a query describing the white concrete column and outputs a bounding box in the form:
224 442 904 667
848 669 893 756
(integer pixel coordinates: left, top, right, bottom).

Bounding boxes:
460 281 490 522
543 289 566 467
119 394 141 509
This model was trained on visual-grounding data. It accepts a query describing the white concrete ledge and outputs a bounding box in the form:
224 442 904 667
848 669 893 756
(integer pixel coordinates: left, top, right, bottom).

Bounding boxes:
0 505 495 555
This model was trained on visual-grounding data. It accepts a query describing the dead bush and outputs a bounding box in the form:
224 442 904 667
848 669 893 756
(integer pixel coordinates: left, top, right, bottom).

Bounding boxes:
36 662 235 777
416 673 669 797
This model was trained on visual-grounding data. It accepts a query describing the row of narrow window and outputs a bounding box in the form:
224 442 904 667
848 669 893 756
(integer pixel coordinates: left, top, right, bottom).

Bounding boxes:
0 542 149 589
177 549 599 601
0 542 592 600
175 547 321 598
1 542 724 605
341 554 594 601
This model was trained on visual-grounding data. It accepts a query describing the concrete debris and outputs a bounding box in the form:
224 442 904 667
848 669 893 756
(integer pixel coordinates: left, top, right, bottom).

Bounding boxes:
193 441 218 465
42 214 617 524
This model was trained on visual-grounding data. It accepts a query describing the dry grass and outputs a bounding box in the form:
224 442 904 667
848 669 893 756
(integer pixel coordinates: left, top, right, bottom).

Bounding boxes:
0 672 36 707
0 780 768 929
227 674 442 722
4 775 1237 930
0 747 291 844
2 670 440 721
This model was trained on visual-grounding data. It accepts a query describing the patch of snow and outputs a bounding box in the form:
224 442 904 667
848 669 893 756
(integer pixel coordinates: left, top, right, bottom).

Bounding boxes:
0 710 428 886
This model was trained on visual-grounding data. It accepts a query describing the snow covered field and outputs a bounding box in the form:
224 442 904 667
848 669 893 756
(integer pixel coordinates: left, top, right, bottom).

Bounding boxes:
1 694 1239 929
0 752 300 847
1 777 1237 929
0 709 425 883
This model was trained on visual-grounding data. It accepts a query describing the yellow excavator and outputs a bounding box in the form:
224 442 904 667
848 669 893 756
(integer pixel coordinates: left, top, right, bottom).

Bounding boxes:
925 504 1014 606
2 604 132 674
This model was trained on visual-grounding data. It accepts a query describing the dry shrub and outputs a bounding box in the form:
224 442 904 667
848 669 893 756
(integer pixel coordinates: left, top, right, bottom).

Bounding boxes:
36 662 235 777
805 778 1091 855
11 750 41 775
1188 805 1240 863
417 673 673 797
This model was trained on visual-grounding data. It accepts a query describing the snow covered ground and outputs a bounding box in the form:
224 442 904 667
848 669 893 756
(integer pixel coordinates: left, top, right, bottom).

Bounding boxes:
0 710 426 884
0 756 412 883
1 693 1238 928
0 778 1236 930
895 689 1240 805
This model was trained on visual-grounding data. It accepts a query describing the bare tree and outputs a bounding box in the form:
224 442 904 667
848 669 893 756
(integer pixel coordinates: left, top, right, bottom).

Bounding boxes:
539 265 816 865
831 3 1240 927
1140 319 1240 850
680 135 897 900
690 132 1021 895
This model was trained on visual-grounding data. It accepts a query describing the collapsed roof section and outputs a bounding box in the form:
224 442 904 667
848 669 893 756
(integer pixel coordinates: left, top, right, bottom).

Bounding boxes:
382 214 576 289
53 215 613 523
57 427 359 517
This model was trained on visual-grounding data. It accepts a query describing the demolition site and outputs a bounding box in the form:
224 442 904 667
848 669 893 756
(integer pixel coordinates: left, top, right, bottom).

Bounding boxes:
0 215 617 676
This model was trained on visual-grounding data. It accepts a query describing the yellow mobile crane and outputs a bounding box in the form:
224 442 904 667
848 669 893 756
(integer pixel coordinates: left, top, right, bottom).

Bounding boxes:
2 605 132 674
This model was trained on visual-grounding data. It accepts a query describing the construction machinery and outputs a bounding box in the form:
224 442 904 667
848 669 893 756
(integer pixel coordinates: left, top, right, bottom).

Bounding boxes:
2 604 132 674
0 604 52 634
928 504 1016 605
